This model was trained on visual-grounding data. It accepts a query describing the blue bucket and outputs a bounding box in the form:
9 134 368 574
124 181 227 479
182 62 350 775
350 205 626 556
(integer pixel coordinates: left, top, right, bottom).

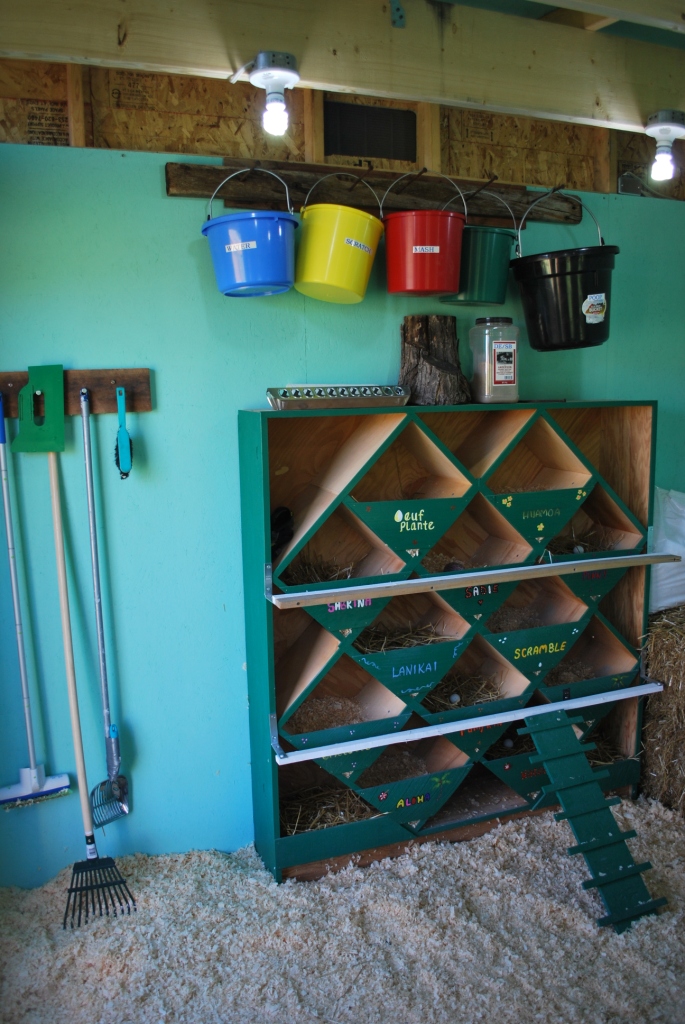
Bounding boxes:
201 169 298 297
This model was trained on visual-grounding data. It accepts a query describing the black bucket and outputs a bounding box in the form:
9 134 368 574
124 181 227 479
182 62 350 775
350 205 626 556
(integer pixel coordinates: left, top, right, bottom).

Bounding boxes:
511 244 619 351
510 190 619 351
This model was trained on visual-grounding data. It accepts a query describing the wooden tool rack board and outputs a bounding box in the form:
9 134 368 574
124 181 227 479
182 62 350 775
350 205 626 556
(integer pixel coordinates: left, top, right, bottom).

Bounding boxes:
238 401 656 882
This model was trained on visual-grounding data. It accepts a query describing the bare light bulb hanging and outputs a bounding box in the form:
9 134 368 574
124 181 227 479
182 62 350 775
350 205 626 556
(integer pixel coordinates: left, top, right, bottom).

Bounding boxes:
645 110 685 182
246 51 300 137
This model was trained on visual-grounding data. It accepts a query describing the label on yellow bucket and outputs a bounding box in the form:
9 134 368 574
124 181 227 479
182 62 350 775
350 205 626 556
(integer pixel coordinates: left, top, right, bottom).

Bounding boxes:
225 240 257 253
345 237 372 255
412 245 440 253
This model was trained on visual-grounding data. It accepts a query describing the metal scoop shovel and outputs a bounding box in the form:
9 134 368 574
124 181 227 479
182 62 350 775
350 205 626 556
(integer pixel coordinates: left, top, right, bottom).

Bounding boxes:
80 389 130 828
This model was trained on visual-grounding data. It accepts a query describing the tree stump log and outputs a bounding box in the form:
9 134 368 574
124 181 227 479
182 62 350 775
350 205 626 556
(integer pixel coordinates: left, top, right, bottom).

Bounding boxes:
399 315 471 406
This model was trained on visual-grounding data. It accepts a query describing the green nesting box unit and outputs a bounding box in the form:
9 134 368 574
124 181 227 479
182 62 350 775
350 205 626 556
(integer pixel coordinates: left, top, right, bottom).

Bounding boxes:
239 401 661 883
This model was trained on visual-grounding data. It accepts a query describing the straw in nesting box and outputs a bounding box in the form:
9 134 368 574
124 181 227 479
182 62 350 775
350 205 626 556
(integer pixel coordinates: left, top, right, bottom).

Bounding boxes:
642 605 685 816
422 551 487 575
353 624 460 654
280 785 377 835
422 670 501 712
356 749 428 788
486 604 543 633
546 523 616 556
286 696 364 735
544 657 596 686
486 731 536 761
585 730 633 767
280 559 355 586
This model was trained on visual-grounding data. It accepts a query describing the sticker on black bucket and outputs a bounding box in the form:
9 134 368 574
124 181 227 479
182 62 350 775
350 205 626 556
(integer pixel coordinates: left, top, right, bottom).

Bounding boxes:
582 293 606 324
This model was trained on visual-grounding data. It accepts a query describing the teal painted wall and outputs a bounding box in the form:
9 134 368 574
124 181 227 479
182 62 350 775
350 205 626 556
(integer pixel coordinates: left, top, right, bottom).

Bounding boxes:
0 144 683 888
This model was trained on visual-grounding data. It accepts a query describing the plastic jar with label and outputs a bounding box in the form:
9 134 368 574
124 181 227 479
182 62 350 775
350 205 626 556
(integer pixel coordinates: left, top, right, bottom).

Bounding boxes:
469 317 519 403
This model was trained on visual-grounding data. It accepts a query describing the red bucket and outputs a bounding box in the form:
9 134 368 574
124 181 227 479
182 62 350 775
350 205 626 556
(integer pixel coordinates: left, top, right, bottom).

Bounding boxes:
384 209 465 295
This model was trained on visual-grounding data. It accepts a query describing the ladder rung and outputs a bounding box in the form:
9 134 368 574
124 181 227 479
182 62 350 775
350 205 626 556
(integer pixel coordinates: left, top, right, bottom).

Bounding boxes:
541 770 609 796
568 829 637 856
518 715 585 736
555 795 622 820
529 742 596 765
597 896 667 929
582 861 652 890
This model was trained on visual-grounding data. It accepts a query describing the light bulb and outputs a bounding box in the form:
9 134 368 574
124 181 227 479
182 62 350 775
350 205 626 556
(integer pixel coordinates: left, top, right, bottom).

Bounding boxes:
262 97 288 136
652 148 675 181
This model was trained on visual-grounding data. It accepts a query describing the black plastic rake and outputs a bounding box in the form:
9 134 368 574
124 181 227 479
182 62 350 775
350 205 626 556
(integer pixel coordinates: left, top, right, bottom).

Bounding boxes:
64 856 136 929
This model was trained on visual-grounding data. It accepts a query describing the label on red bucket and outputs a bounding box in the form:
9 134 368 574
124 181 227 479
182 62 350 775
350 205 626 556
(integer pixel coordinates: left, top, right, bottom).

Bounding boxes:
345 237 372 255
225 240 257 253
582 293 607 323
493 342 516 385
412 245 440 253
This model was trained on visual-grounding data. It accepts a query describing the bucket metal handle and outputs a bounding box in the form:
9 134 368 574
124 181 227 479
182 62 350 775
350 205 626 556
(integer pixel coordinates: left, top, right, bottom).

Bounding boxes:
459 189 518 231
207 168 294 219
514 187 604 258
379 172 468 221
301 172 381 215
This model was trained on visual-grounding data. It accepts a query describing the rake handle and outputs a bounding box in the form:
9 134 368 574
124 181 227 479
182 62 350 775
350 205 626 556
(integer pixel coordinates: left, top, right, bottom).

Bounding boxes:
48 452 97 853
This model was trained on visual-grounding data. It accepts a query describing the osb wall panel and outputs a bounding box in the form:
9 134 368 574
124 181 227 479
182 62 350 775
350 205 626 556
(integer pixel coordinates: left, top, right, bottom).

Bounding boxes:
0 59 70 145
441 108 610 193
0 59 94 146
615 129 685 201
90 69 304 161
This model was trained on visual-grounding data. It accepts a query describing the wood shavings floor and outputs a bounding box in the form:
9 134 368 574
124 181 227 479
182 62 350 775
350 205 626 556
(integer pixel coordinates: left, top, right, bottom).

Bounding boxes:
1 799 684 1024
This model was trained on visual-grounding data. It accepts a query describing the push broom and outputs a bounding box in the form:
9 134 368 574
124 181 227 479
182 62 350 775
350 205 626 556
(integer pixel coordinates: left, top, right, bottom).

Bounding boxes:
0 392 70 808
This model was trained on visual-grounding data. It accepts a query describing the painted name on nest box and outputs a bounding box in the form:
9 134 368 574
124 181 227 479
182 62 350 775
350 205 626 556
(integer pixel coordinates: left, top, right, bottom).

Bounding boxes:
392 660 438 678
465 584 499 598
393 509 435 532
327 599 373 613
396 792 431 809
582 569 607 581
514 641 567 659
521 508 561 520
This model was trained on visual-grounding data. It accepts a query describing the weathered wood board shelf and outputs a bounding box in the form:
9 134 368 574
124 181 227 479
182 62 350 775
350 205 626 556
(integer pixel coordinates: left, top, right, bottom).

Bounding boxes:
166 159 583 224
0 368 152 417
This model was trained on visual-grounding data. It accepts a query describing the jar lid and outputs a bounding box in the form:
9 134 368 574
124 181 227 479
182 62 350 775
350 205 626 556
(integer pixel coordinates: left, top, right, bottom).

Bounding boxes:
475 317 513 325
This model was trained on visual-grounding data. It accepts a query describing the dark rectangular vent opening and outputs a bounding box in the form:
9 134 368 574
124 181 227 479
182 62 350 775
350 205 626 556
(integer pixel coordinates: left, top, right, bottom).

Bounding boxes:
324 101 417 162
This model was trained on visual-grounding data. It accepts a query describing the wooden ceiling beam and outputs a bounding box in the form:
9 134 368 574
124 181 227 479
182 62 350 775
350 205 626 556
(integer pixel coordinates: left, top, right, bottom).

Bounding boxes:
0 0 684 131
525 0 685 34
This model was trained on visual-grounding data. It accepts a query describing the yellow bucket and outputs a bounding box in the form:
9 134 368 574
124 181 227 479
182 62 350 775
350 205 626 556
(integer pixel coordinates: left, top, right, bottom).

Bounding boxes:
294 175 384 304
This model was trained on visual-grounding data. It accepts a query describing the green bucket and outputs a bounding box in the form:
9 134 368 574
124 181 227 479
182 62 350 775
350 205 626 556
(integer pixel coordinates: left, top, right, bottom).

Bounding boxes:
440 225 517 305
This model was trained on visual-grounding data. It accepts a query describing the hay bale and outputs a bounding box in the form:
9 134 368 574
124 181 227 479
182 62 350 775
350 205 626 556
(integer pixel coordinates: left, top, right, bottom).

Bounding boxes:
286 696 364 734
643 605 685 816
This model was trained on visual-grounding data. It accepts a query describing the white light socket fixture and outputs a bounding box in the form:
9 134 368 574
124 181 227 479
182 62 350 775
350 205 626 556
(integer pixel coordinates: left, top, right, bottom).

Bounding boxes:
244 51 300 136
645 110 685 181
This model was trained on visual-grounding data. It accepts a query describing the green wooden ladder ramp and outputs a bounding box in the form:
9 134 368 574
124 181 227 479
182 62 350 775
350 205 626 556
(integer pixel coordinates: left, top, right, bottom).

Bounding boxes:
519 708 667 934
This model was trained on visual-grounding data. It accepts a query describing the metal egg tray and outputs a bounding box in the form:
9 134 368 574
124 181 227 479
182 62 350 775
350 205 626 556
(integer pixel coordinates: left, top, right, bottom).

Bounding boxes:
266 384 410 410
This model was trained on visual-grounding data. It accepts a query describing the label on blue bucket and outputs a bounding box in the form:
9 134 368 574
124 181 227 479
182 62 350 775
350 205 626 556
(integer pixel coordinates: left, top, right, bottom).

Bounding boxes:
225 240 257 253
412 245 440 253
345 237 372 255
582 293 606 324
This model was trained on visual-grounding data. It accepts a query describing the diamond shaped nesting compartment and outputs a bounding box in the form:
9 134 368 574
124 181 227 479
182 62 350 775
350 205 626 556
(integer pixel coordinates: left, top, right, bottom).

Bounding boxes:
240 402 656 878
